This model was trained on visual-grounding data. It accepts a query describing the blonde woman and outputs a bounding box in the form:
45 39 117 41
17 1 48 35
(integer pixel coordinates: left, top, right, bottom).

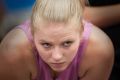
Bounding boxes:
0 0 114 80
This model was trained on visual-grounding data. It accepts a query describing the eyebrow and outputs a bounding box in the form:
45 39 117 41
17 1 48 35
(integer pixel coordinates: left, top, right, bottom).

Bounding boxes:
39 40 53 43
39 39 74 43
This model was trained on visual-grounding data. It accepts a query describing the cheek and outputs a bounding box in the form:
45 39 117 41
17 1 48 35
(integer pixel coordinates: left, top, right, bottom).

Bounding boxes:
36 47 51 62
66 45 79 61
34 40 50 61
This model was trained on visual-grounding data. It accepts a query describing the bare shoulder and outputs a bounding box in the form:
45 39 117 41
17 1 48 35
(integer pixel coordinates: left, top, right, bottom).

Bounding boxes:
79 25 114 80
0 28 33 61
0 28 37 80
89 25 114 58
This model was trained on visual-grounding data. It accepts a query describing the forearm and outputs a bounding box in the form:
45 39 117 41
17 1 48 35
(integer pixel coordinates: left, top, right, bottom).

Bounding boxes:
83 4 120 28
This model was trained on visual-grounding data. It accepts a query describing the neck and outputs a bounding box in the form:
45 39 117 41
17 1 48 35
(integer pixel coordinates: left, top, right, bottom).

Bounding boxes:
51 70 60 79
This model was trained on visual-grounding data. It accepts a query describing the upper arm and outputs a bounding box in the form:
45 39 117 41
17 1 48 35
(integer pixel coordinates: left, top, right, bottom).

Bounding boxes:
79 26 114 80
0 29 33 80
80 48 114 80
84 4 120 28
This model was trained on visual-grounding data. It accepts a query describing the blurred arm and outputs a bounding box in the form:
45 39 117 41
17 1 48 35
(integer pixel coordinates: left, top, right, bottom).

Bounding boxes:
83 4 120 28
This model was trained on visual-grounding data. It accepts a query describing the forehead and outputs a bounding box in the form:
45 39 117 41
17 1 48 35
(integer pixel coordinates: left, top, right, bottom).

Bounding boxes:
34 21 79 32
34 22 80 41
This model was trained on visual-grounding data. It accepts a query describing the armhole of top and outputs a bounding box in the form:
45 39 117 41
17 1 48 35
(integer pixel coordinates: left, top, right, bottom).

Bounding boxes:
16 20 33 43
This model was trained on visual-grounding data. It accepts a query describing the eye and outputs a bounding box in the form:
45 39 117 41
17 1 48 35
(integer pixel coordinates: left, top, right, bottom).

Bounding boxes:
62 41 73 47
41 43 52 48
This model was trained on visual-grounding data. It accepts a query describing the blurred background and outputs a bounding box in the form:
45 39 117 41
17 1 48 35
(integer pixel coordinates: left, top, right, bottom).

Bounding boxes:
0 0 35 41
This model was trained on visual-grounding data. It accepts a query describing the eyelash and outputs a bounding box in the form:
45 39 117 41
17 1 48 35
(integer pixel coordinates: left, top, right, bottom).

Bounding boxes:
62 41 73 47
41 43 52 48
40 41 73 49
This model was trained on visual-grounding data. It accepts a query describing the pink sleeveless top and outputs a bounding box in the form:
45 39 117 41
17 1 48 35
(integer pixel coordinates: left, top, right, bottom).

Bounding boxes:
17 20 92 80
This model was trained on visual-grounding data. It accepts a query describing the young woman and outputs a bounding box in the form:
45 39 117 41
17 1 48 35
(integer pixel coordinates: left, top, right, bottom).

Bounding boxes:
0 0 114 80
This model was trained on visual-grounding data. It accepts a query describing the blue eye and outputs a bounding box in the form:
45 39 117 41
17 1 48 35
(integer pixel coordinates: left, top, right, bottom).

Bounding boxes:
41 43 52 48
62 41 73 47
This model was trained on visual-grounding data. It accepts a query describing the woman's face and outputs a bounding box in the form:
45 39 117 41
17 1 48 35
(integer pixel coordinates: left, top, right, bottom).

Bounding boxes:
34 22 81 72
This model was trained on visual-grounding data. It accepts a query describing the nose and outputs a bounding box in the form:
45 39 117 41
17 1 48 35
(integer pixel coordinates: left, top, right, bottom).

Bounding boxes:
51 47 63 61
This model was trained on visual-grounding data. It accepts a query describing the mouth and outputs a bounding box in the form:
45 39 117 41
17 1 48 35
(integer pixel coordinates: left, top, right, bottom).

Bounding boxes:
49 62 68 72
52 62 64 64
50 62 65 68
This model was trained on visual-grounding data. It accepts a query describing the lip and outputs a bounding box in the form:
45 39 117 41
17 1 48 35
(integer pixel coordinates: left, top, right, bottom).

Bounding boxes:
51 62 65 67
52 62 65 64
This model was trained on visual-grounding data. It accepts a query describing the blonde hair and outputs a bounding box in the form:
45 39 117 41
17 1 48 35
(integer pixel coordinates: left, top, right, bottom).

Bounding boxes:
31 0 84 32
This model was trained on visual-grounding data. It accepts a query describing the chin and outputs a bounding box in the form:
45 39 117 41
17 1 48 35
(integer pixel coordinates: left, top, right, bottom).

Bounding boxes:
52 67 66 72
50 64 68 72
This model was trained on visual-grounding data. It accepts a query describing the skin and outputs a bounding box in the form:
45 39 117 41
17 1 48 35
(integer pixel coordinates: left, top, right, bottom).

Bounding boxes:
83 4 120 28
0 21 114 80
34 21 81 73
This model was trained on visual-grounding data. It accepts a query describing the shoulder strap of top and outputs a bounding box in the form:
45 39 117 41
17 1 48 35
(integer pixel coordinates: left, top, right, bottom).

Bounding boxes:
76 20 92 65
16 20 33 42
16 20 43 80
82 20 92 42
